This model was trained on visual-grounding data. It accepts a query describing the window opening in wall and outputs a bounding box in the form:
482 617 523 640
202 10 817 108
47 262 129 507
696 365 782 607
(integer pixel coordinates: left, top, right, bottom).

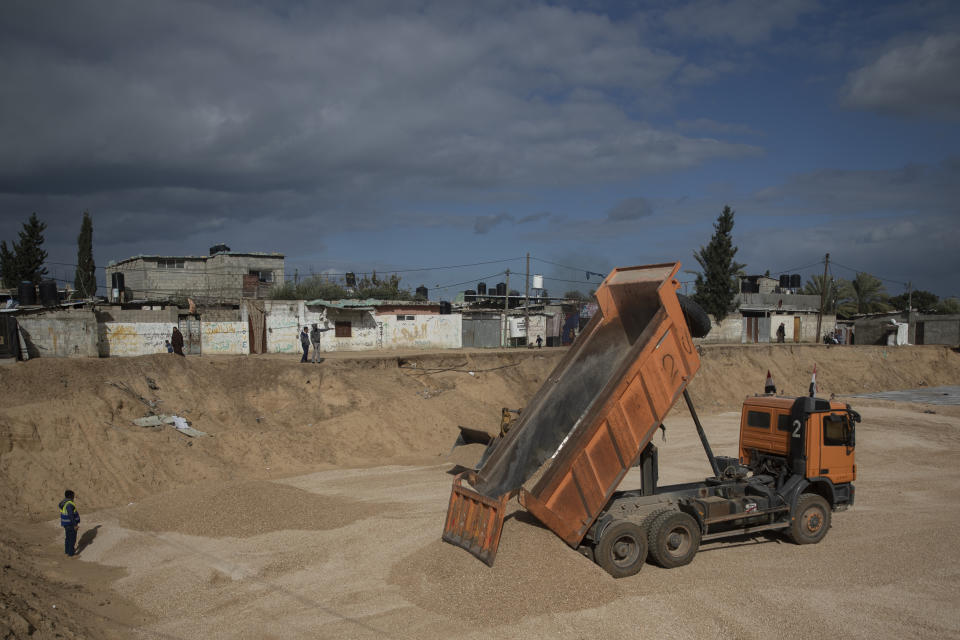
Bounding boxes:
156 259 185 269
396 315 415 321
335 321 352 338
249 270 274 283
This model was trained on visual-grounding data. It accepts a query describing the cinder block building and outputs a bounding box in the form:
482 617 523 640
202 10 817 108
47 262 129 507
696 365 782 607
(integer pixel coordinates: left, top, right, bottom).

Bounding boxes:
105 245 284 303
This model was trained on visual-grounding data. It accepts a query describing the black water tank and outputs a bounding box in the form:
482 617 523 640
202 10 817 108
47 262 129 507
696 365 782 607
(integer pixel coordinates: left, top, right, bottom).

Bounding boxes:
345 272 356 288
209 243 230 255
465 289 476 301
415 285 429 300
779 274 789 288
18 281 36 305
495 282 506 297
477 282 487 295
439 301 452 315
39 279 58 306
790 274 801 289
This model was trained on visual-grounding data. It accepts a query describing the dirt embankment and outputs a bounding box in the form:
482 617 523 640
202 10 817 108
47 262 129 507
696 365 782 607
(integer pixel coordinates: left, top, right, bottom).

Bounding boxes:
1 345 958 521
0 351 557 519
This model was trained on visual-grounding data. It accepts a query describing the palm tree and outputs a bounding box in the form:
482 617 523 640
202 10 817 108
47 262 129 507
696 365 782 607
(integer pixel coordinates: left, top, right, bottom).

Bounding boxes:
838 272 891 316
802 274 846 313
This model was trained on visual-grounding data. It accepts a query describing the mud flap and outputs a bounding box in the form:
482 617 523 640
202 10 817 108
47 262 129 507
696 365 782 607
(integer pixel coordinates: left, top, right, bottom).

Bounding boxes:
441 471 510 566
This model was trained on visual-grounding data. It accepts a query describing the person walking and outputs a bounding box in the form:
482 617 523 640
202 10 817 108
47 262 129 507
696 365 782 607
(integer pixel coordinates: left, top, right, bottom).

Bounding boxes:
171 326 185 356
310 322 332 363
300 326 310 363
59 490 80 557
536 335 543 348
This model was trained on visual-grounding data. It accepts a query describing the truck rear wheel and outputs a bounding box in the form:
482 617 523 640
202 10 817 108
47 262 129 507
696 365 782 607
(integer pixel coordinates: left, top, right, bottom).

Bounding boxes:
595 520 647 578
649 510 700 569
789 494 831 544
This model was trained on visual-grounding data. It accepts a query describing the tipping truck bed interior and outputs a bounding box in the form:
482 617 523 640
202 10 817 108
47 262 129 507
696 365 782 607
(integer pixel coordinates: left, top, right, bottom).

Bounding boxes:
442 262 859 577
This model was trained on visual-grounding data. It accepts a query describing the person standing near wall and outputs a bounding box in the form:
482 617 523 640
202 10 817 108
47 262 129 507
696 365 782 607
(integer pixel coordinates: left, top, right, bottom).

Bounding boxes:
536 335 543 348
59 490 80 557
171 326 185 356
776 323 786 343
310 321 332 363
300 326 310 363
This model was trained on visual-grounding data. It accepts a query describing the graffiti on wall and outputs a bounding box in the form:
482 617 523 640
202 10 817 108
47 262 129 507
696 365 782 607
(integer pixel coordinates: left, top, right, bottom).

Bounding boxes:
201 322 248 353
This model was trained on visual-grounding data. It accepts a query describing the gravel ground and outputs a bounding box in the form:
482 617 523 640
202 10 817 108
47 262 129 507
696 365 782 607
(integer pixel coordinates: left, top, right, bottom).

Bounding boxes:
45 403 960 640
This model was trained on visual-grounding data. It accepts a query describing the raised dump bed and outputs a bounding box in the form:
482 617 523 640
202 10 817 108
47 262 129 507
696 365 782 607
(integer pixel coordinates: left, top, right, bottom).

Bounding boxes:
442 262 702 564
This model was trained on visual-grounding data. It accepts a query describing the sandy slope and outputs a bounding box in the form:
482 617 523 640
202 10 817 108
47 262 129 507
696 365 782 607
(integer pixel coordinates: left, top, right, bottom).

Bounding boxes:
1 345 959 639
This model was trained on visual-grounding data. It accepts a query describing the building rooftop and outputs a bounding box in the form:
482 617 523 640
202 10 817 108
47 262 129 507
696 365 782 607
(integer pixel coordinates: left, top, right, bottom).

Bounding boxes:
108 252 284 267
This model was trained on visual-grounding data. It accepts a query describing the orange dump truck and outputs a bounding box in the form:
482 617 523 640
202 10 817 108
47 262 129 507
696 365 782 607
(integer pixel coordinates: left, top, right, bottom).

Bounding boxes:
442 262 858 577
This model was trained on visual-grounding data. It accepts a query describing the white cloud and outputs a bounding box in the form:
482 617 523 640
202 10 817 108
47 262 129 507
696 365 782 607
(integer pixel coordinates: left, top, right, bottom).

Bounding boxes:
842 34 960 119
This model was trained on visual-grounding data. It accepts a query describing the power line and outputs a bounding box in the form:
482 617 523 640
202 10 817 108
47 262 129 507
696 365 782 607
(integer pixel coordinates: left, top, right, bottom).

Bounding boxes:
830 260 909 287
431 270 506 291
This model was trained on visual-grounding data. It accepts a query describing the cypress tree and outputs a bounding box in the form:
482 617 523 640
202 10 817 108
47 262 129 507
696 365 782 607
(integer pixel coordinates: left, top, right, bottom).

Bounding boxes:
692 205 745 322
15 213 48 285
0 241 17 288
74 211 97 298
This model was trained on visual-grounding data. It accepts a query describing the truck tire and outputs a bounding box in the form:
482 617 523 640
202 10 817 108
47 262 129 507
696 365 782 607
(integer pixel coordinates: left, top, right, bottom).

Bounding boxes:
648 510 700 569
678 295 711 338
788 494 831 545
595 520 647 578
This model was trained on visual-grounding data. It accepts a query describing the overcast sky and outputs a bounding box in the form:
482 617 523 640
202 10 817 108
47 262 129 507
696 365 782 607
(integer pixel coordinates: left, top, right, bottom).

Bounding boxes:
1 0 958 299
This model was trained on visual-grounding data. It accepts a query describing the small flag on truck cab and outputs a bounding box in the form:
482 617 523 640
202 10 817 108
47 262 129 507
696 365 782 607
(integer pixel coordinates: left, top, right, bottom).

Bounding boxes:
765 370 776 394
809 364 817 397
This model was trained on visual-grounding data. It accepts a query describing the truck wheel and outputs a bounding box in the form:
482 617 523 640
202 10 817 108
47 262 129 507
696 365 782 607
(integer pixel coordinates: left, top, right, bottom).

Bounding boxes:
678 295 711 338
595 520 647 578
789 494 831 545
649 510 700 569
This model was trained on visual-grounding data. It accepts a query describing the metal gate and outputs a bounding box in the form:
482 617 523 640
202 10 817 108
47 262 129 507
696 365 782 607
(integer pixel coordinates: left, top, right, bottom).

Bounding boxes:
462 313 501 348
743 315 771 343
178 316 202 355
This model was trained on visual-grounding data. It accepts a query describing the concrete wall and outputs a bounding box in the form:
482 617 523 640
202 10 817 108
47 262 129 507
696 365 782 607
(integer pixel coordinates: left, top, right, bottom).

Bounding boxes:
323 309 378 351
699 315 743 344
259 300 302 354
769 312 835 343
697 311 835 344
201 321 248 354
916 315 960 345
99 322 172 356
377 313 461 349
854 314 908 345
17 310 99 357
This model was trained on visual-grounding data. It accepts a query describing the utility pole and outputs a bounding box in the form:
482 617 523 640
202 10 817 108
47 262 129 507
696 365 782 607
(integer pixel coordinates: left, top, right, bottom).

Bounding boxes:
815 253 830 341
524 253 530 348
503 269 510 348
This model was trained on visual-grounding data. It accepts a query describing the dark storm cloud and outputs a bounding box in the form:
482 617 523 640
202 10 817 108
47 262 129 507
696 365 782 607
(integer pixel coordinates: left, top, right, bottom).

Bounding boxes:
0 2 757 201
518 211 553 224
606 197 653 221
473 213 513 234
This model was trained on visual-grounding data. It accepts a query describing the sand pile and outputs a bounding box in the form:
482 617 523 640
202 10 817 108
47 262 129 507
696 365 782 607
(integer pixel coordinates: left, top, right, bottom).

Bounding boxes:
1 345 958 522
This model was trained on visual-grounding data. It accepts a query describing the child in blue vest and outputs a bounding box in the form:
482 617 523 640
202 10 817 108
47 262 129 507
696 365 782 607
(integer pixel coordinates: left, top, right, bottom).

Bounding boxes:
59 490 80 557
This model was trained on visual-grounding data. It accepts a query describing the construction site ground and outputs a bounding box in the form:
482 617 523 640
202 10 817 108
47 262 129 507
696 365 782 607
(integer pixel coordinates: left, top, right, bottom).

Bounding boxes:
1 344 959 639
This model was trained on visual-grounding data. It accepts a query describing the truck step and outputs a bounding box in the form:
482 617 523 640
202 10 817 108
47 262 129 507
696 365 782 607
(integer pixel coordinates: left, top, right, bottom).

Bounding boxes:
701 521 789 542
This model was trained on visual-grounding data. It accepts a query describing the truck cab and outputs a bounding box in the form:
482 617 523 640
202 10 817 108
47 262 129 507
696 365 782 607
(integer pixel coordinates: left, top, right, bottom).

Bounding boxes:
739 395 857 506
